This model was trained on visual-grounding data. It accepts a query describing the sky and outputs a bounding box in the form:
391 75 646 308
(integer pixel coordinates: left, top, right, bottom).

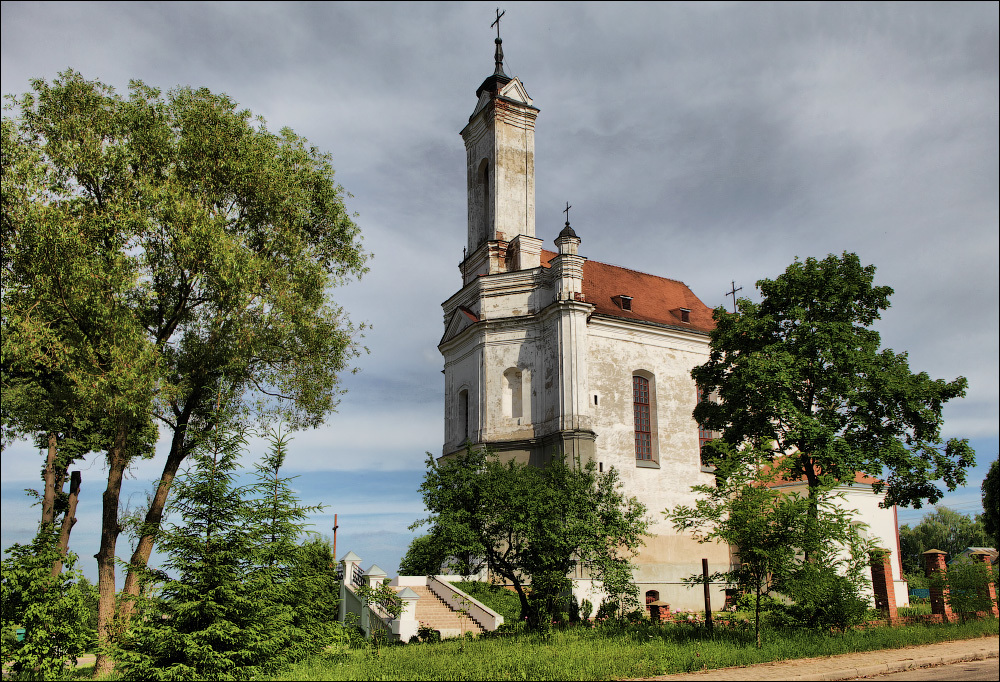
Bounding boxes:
2 1 997 582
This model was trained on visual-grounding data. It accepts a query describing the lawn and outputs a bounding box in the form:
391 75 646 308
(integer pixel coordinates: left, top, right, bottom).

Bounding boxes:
270 617 998 681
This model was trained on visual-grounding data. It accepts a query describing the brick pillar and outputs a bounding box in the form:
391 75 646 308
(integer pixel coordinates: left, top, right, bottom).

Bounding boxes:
869 548 898 620
971 551 999 618
923 549 953 622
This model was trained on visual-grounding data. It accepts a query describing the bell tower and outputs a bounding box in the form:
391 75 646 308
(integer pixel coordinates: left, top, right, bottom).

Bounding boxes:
459 27 541 284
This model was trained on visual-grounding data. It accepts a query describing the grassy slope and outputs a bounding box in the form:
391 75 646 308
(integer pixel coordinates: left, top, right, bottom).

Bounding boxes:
274 618 998 681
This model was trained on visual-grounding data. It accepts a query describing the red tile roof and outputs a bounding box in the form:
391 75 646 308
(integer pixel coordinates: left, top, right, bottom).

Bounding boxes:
541 250 716 333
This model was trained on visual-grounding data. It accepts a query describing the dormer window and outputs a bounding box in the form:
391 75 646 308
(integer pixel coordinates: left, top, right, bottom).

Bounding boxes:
620 295 633 311
680 308 690 323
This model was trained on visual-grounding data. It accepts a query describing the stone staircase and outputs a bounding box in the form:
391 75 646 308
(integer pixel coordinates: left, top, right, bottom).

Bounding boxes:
410 584 486 637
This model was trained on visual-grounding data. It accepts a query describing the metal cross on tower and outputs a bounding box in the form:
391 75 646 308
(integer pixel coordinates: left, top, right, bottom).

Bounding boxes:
563 201 572 225
726 280 743 313
492 8 505 39
491 8 506 75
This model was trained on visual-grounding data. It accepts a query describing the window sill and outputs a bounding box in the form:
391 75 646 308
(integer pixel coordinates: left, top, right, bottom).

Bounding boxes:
700 465 716 473
636 459 660 469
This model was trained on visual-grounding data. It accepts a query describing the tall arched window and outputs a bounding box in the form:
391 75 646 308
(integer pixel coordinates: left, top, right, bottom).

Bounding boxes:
479 159 490 242
458 389 470 442
633 375 652 461
503 368 522 419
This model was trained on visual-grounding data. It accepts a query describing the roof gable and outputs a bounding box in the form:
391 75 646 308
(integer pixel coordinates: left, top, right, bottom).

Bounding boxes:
440 305 480 345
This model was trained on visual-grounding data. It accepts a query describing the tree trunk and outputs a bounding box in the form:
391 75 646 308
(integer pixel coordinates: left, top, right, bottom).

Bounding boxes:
92 439 128 679
51 471 81 578
118 425 189 625
41 432 58 527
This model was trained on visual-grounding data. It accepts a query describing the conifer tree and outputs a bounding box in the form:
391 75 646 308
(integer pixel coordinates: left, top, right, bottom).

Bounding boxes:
115 421 293 680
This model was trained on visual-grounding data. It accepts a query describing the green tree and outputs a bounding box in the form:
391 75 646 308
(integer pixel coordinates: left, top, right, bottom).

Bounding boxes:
1 529 92 678
251 429 339 664
283 537 342 659
692 253 974 520
2 70 367 671
898 506 990 575
115 421 293 680
983 459 999 549
667 452 871 645
398 533 450 576
413 446 649 630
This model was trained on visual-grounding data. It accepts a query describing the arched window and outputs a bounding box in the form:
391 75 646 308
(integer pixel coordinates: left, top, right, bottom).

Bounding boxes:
458 389 470 442
479 159 490 241
633 375 652 461
645 590 659 605
503 368 523 419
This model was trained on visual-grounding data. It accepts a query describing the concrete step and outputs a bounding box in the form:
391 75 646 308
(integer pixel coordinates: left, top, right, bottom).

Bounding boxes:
410 585 486 635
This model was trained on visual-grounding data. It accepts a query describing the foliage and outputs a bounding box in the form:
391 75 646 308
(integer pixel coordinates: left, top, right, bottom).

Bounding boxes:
692 252 974 511
983 459 999 549
282 537 343 660
399 530 486 578
898 506 990 575
415 623 442 644
270 619 999 681
0 529 92 678
668 452 873 644
114 420 333 679
250 429 340 663
2 69 368 665
580 599 593 622
775 563 871 631
933 560 997 622
454 581 523 624
399 534 444 576
413 445 649 631
355 580 404 622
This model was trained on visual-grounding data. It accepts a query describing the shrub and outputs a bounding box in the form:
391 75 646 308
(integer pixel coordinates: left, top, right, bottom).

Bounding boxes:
778 563 870 631
937 560 996 621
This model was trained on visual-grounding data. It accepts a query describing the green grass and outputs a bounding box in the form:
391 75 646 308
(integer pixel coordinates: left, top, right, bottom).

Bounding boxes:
897 603 933 617
270 618 998 681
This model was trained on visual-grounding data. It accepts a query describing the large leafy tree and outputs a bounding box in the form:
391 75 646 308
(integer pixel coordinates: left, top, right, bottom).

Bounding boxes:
692 252 974 511
898 506 989 576
2 70 367 672
413 446 649 629
983 459 999 549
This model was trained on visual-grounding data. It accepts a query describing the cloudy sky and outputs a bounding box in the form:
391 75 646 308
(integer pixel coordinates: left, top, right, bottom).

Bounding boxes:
2 2 997 581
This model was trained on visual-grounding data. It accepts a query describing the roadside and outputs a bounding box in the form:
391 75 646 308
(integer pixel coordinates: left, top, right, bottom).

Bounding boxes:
636 634 999 681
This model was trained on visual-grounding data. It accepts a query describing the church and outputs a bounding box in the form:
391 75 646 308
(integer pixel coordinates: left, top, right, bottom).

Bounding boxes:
438 34 907 610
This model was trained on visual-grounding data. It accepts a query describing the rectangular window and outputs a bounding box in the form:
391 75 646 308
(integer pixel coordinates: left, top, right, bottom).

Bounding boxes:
634 376 652 460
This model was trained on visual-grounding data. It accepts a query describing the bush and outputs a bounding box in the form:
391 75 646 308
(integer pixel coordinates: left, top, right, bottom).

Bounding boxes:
454 581 523 623
778 563 870 631
1 531 92 678
937 560 997 621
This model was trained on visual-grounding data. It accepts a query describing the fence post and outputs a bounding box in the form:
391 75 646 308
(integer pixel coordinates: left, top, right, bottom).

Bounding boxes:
702 558 713 632
923 549 953 623
394 586 421 642
869 548 898 621
339 550 363 623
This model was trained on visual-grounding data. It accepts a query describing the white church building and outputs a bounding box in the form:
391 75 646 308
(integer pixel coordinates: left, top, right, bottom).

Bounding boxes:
438 37 907 610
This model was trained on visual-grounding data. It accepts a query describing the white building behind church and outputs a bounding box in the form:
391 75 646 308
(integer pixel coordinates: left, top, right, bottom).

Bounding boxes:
438 38 906 610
